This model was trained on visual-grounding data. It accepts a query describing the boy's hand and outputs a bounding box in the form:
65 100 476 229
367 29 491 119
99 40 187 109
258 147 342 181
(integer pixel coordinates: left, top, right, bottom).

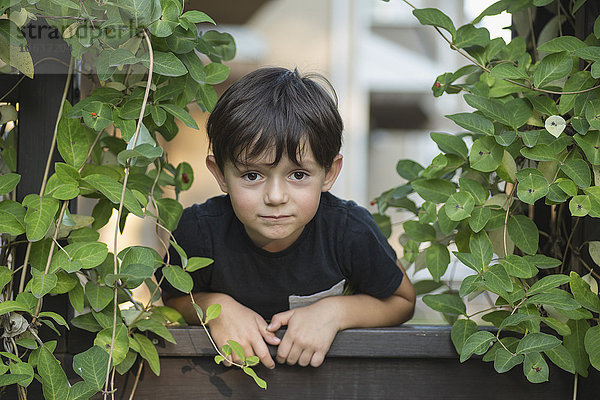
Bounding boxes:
267 298 340 367
205 294 281 369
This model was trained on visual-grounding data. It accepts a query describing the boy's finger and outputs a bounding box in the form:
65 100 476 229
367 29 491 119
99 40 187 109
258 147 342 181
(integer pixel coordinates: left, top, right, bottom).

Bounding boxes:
252 341 275 369
267 310 293 332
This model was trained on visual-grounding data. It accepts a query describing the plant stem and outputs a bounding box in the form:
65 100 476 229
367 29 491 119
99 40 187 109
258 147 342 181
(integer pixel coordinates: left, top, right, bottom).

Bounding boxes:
104 29 153 398
528 7 539 62
128 361 144 400
503 184 517 257
573 373 578 400
560 217 580 274
18 57 73 295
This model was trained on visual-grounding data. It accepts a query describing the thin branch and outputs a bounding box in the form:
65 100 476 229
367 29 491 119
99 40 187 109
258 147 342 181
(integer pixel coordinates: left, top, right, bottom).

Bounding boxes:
128 361 144 400
503 184 517 258
560 217 580 274
528 7 539 62
104 29 154 398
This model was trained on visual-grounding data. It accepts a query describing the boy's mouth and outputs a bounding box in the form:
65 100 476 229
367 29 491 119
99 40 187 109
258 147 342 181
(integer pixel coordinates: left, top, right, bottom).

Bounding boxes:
261 215 291 220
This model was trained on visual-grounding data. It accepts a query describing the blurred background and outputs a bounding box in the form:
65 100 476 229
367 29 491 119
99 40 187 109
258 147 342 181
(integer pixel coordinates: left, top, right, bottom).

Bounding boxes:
99 0 512 323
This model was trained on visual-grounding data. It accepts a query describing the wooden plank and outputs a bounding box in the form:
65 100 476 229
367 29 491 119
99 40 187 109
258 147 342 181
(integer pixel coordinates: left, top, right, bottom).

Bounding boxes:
157 325 457 358
114 356 600 400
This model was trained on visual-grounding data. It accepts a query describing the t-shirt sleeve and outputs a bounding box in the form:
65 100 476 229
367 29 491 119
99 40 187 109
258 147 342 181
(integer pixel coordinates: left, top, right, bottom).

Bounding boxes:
340 205 403 298
158 205 213 296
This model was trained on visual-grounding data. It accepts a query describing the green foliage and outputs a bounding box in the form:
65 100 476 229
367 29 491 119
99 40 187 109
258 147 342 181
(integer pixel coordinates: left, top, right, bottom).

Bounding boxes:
0 1 265 397
375 0 600 385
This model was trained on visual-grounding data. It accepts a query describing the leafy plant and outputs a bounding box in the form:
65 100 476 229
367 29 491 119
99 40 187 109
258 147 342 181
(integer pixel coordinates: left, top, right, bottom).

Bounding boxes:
0 0 265 398
376 0 600 386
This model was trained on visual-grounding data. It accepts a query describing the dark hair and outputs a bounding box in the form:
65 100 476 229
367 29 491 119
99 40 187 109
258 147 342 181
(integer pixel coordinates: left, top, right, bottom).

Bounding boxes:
206 67 343 171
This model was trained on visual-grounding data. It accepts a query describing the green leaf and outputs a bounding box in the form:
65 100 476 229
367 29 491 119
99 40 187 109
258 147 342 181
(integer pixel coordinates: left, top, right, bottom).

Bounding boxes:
490 62 530 81
564 319 590 377
413 279 444 296
468 207 491 233
516 332 561 354
69 283 85 313
134 333 160 375
453 24 490 48
38 345 70 400
430 132 468 158
544 345 575 374
523 352 549 383
483 264 513 293
186 257 213 272
584 325 600 371
9 361 34 386
559 71 597 114
444 191 475 221
108 48 139 67
162 265 193 293
30 268 58 298
204 62 230 85
132 318 176 343
570 272 600 313
197 84 218 112
0 300 28 316
411 179 456 202
560 158 591 188
527 274 570 296
72 346 110 390
464 95 530 130
0 266 11 291
179 51 206 84
181 10 215 24
534 52 573 88
470 230 493 270
494 348 524 373
82 101 113 132
0 35 33 78
524 254 561 269
82 174 144 217
425 244 450 282
67 381 98 400
205 303 221 324
574 131 600 165
118 0 157 27
500 255 538 279
527 95 558 116
451 319 478 354
524 292 580 310
412 8 456 38
85 281 113 312
94 324 129 365
243 366 267 389
460 330 496 362
520 144 558 162
159 103 198 129
0 173 20 195
0 200 26 236
507 215 538 255
537 36 586 53
403 220 436 242
569 195 591 217
23 194 60 242
423 293 466 315
446 112 494 136
396 160 423 180
469 136 503 172
142 51 187 77
498 313 540 331
516 170 549 204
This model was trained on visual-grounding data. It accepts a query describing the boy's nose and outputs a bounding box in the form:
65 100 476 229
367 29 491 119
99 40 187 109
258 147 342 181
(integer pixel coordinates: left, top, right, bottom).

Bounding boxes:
264 179 288 205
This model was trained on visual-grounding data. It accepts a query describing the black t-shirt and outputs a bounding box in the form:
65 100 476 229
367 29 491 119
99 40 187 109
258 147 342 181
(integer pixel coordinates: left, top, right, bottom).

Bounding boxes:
160 192 403 320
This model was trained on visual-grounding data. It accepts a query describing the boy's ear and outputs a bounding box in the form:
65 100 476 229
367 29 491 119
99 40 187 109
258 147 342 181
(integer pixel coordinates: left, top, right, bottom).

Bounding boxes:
322 154 343 192
206 155 229 193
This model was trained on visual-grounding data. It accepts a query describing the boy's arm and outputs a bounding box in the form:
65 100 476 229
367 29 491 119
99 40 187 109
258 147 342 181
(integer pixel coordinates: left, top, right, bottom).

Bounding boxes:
163 292 281 369
267 262 415 367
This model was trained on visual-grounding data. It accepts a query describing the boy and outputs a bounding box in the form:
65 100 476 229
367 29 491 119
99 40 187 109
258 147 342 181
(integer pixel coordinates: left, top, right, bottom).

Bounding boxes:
161 67 415 369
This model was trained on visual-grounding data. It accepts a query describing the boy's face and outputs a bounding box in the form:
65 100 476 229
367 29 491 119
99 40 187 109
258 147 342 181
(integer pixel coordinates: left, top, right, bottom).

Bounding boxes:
207 144 342 253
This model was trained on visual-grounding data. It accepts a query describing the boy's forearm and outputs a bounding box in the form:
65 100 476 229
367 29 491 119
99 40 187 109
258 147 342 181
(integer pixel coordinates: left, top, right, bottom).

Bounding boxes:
163 292 235 325
320 292 415 331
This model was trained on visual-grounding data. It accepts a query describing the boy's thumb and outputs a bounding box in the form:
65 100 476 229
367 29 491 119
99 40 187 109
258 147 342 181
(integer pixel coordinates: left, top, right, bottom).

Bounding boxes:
266 310 293 332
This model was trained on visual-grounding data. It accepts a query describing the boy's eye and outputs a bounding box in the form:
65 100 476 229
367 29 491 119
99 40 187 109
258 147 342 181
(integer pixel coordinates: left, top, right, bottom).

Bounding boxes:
243 172 260 181
291 171 307 180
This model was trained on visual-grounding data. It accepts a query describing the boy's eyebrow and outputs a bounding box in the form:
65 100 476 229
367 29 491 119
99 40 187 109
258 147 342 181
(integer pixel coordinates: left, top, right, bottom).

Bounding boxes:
235 158 320 170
